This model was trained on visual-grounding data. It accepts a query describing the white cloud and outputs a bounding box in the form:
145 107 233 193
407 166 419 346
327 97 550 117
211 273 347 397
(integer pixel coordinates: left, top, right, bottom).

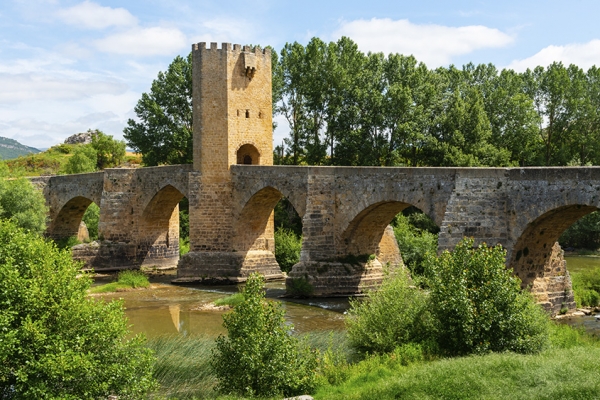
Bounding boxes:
505 40 600 72
94 27 187 56
332 18 514 67
0 72 127 103
56 1 137 29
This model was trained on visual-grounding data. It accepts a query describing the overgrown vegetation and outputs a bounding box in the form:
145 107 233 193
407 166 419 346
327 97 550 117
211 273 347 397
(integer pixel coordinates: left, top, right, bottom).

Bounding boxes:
274 227 302 273
0 220 156 398
0 167 48 234
83 202 100 241
346 270 433 355
392 207 439 276
571 267 600 307
211 273 318 397
214 293 244 307
560 211 600 250
425 238 549 355
89 270 150 294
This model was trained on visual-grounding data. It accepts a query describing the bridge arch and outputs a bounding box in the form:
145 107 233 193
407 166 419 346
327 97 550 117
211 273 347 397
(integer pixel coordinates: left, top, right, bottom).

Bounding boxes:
234 185 304 252
47 196 97 240
509 204 598 287
137 184 186 267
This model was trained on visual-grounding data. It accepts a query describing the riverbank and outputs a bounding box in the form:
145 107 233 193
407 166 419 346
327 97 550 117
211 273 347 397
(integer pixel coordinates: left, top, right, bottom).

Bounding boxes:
146 323 600 399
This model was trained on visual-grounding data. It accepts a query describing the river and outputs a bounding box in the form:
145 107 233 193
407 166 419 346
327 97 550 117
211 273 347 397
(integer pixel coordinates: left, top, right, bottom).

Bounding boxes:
92 258 600 339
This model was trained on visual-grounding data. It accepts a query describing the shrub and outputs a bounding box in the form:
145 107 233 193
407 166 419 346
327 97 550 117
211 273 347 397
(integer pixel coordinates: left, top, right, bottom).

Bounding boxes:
275 227 302 273
0 174 47 234
82 203 100 241
393 213 437 276
0 220 156 398
425 238 549 355
64 145 97 174
89 270 150 294
571 267 600 307
211 273 318 397
346 270 433 355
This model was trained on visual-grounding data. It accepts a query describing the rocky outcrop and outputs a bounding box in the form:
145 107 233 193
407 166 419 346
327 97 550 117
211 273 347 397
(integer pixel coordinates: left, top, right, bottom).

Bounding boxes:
64 130 97 145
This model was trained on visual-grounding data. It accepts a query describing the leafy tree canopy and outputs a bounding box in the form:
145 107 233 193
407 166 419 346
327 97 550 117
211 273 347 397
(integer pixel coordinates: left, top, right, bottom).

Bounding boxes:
124 54 193 166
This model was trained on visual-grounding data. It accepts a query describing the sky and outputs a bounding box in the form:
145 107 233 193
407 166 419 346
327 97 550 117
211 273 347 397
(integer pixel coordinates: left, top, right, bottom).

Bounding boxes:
2 0 600 149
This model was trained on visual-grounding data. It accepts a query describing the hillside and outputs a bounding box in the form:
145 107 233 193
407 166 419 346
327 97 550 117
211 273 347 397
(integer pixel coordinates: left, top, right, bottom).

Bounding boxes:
0 136 40 160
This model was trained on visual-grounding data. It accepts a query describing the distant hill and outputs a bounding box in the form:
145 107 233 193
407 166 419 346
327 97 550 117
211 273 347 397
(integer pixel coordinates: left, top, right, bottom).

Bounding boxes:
0 137 40 160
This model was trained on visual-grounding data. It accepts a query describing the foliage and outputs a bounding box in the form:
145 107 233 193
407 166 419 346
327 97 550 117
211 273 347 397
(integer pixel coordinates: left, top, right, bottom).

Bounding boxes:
0 170 47 234
179 237 190 256
91 130 126 169
124 53 193 166
570 267 600 307
54 235 82 250
0 220 156 398
393 212 438 276
425 238 549 355
346 270 434 355
274 227 302 272
559 211 600 250
82 202 100 241
89 270 150 294
211 273 318 397
214 293 244 307
274 197 303 236
64 145 97 174
287 276 314 297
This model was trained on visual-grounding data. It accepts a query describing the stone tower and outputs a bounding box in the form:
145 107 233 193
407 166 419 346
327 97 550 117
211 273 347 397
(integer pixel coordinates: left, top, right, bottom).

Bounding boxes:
177 42 281 282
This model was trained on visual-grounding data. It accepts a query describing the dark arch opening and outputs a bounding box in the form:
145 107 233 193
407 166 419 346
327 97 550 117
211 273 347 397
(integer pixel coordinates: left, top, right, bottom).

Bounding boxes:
49 196 98 244
237 143 260 165
138 185 186 268
509 205 597 288
340 202 439 276
235 187 303 273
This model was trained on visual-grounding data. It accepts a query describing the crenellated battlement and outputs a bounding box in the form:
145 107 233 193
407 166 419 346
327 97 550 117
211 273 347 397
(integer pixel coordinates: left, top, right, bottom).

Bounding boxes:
192 42 271 57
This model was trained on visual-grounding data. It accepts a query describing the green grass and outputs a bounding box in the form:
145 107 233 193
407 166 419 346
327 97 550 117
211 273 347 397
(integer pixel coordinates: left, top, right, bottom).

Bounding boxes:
214 293 244 307
89 270 150 294
314 323 600 400
142 325 600 399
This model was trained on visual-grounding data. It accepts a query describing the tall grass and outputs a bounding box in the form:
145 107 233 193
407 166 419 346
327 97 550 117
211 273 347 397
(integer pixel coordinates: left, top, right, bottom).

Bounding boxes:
89 270 150 294
147 335 218 399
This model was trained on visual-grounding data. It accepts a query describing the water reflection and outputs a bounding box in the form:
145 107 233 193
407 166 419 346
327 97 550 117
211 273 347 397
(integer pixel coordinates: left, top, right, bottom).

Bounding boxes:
95 282 346 338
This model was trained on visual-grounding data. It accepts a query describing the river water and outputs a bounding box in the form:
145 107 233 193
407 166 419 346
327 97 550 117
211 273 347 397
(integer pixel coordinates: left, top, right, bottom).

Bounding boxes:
93 258 600 339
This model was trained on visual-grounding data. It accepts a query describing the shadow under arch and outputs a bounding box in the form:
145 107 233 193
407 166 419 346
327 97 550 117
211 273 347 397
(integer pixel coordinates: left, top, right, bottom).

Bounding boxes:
234 186 289 252
509 204 598 288
340 201 419 257
237 143 260 165
137 184 186 268
48 196 96 240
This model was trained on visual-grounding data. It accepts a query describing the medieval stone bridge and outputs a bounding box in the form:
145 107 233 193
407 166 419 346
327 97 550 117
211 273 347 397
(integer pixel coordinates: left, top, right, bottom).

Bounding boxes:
29 42 599 312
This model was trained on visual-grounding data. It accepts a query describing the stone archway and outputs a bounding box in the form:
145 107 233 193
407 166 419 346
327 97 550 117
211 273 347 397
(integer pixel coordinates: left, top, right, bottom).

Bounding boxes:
47 196 95 240
137 185 185 268
237 143 260 165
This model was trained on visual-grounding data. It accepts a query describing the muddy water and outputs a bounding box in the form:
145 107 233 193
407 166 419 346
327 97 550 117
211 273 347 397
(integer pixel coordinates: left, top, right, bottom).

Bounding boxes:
94 276 347 338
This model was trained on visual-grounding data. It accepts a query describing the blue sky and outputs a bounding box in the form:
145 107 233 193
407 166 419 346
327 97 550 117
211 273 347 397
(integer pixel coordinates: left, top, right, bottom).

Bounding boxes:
2 0 600 149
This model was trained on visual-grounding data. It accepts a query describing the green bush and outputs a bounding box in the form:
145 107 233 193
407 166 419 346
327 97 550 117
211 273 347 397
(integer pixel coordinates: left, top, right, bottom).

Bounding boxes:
393 213 437 276
211 273 318 397
274 227 302 273
64 145 98 174
571 267 600 307
118 270 150 288
0 220 156 398
346 270 433 355
82 203 100 241
0 174 47 234
559 211 600 250
425 238 549 355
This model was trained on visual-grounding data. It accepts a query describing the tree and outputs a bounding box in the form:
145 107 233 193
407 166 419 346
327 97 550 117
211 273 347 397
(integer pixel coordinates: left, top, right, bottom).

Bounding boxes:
64 145 97 174
0 220 156 398
0 165 47 234
425 238 549 355
124 54 193 166
211 273 317 397
91 131 126 169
